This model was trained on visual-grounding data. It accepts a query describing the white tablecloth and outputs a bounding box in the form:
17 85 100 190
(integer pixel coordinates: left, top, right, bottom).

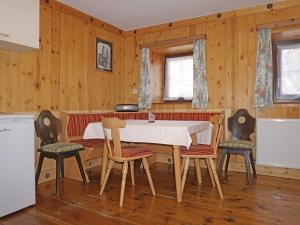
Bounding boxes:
83 120 211 149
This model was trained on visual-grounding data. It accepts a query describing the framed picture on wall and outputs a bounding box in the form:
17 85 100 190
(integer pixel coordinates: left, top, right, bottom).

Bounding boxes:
96 38 112 72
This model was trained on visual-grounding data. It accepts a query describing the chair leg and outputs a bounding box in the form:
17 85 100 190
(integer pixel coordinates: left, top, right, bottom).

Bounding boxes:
142 158 156 196
225 153 231 175
56 157 62 196
208 158 224 199
75 152 87 184
249 151 257 177
181 157 190 194
218 150 226 177
205 158 216 187
181 157 186 174
244 152 252 186
99 160 114 195
129 161 135 186
35 152 45 186
194 159 202 184
61 159 64 178
120 161 129 207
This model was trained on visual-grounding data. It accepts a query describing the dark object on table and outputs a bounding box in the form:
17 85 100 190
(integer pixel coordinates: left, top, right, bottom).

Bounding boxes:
35 110 87 195
218 109 256 186
115 104 139 112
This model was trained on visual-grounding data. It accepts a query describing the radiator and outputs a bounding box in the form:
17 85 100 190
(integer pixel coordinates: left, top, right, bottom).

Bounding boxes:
256 119 300 169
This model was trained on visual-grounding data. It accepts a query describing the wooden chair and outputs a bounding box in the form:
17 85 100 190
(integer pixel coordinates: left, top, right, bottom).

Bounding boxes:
218 109 256 186
99 117 156 207
35 110 87 195
180 115 224 199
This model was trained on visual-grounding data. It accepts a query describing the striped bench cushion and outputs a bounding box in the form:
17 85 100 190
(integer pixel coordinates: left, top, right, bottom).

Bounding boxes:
122 146 152 158
67 112 221 138
70 139 104 149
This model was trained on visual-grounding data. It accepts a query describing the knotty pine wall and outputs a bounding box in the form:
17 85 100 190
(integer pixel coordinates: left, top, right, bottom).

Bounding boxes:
120 1 300 120
0 0 125 113
118 1 300 178
0 0 300 180
1 0 299 116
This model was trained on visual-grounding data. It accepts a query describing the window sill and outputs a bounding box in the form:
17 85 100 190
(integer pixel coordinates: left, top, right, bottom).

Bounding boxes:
163 97 192 104
274 95 300 103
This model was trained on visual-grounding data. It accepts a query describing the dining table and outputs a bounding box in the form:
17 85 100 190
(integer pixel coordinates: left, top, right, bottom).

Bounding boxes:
83 119 211 202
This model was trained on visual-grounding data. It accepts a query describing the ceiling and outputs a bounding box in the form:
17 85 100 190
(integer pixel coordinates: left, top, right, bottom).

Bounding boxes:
59 0 275 31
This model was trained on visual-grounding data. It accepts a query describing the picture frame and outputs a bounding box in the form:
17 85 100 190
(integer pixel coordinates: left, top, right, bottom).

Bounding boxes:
96 38 112 72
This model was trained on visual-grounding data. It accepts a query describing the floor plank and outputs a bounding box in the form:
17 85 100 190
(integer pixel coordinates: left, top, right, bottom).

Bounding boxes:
1 163 300 225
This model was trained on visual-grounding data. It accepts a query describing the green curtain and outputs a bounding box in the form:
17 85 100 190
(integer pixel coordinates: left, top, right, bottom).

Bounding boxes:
138 48 151 109
254 29 273 108
192 39 208 108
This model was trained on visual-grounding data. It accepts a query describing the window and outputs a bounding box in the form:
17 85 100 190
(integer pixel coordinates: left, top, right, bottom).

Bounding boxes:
273 40 300 103
164 55 193 101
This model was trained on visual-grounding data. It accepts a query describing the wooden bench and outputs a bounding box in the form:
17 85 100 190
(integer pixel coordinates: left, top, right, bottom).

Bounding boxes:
63 111 224 182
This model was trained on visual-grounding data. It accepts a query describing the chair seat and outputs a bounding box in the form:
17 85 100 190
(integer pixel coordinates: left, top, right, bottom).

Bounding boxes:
122 146 152 158
70 139 104 148
219 140 255 149
181 144 214 156
41 142 84 153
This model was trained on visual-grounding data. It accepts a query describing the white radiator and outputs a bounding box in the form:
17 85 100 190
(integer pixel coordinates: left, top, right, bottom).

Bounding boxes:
256 119 300 169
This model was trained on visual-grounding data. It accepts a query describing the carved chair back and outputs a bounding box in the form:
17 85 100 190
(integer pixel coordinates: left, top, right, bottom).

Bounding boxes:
228 109 255 141
35 110 62 147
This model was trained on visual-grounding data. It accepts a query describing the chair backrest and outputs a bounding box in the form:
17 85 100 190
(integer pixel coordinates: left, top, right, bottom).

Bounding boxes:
228 109 255 141
35 110 62 147
102 117 125 158
210 114 224 154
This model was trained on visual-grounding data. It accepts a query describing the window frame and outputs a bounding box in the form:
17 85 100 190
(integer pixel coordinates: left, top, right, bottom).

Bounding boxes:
163 53 193 103
273 39 300 103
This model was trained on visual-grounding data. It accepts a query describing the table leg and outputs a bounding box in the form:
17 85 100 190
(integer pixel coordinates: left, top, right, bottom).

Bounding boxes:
100 143 108 186
173 145 182 203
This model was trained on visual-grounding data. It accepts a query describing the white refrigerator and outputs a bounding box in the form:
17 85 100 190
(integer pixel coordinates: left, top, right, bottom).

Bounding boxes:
0 115 36 217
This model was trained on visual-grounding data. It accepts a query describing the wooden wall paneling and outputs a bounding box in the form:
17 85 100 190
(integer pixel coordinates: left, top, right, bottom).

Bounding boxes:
74 16 89 110
4 51 19 111
149 51 164 103
38 4 56 111
50 4 61 111
18 52 38 111
112 34 126 107
264 105 287 119
162 27 190 41
212 20 226 109
59 13 88 110
224 18 236 110
236 16 250 110
39 4 51 111
0 50 17 110
88 25 109 110
246 15 258 118
255 5 300 25
206 22 216 108
123 36 136 104
286 104 300 118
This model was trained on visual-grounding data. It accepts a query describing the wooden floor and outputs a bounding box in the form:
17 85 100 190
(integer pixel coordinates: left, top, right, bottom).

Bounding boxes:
2 163 300 225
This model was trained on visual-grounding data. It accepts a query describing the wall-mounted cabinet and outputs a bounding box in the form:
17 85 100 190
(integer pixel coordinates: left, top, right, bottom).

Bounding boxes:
0 0 39 52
